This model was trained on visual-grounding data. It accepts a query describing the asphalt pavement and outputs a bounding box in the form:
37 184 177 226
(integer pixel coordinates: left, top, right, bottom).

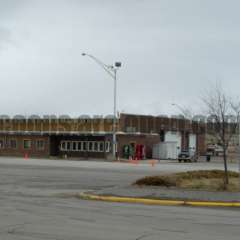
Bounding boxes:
0 157 239 240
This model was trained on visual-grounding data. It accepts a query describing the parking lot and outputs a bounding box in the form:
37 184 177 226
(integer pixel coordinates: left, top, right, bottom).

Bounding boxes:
0 157 239 240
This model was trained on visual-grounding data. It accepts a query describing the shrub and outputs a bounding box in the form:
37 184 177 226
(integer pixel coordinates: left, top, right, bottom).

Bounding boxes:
135 175 176 187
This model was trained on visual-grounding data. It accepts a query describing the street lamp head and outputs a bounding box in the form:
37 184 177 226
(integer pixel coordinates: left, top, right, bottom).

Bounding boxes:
115 62 122 68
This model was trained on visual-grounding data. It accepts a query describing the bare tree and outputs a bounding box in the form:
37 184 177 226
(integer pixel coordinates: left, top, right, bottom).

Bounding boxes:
172 103 194 119
202 84 240 187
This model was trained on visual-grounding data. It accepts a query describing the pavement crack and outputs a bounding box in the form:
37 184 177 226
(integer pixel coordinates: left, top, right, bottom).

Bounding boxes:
135 233 153 240
152 227 187 234
3 222 29 235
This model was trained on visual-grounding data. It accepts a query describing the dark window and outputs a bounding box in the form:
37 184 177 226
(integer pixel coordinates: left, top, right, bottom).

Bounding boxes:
83 142 87 151
10 139 17 149
67 142 71 151
77 142 82 151
61 141 66 150
94 142 98 152
99 142 104 152
105 141 110 152
23 140 31 149
89 142 93 151
160 130 165 142
0 139 4 149
72 142 77 151
36 140 45 150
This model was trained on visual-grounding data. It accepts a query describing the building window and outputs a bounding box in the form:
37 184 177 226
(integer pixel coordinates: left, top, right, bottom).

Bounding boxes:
59 140 107 152
72 142 77 151
36 140 45 150
66 141 71 151
94 142 98 152
105 141 111 152
10 139 17 149
61 141 66 151
89 142 94 152
23 140 31 149
0 139 4 149
160 130 165 142
77 142 83 151
83 142 87 151
99 142 104 152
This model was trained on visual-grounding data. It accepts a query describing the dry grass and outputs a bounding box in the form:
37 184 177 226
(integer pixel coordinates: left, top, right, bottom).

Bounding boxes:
176 170 239 179
134 170 240 192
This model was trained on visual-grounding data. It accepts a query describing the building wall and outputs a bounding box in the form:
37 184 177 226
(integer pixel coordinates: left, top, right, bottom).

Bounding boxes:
0 134 113 159
0 114 207 159
49 135 111 159
0 118 116 134
119 113 193 134
0 134 50 157
196 133 206 155
117 134 160 158
119 114 206 156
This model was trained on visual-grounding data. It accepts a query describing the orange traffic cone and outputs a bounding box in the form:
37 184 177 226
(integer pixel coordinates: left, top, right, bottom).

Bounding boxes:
150 160 156 167
133 157 139 165
24 153 29 160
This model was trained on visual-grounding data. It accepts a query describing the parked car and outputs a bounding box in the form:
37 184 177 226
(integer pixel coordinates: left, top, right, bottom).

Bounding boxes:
206 144 224 156
178 150 197 163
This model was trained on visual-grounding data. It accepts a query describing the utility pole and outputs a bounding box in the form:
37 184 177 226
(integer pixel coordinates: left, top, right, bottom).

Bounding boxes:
82 53 121 160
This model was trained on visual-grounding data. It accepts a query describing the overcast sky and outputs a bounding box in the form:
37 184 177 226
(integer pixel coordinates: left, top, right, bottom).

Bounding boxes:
0 0 240 117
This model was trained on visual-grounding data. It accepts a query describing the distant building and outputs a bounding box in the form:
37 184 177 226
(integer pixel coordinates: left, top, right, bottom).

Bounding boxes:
0 113 205 159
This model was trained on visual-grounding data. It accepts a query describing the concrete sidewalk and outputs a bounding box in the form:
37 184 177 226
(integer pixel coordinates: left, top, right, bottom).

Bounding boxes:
89 185 240 202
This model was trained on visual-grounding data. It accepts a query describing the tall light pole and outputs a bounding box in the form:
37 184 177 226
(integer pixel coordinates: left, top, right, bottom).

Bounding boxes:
82 53 121 160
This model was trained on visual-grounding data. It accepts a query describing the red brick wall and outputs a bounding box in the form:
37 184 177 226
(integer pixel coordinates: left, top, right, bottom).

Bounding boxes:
0 134 50 158
119 113 197 134
197 133 206 155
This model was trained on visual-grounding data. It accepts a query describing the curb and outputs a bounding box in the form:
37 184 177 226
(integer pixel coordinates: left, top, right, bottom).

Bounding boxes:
80 193 240 208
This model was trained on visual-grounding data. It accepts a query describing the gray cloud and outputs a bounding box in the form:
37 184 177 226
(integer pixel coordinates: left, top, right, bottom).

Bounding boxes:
0 27 11 47
0 0 239 116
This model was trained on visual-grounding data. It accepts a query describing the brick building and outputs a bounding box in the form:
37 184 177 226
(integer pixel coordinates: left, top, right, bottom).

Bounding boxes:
0 113 205 159
118 114 206 156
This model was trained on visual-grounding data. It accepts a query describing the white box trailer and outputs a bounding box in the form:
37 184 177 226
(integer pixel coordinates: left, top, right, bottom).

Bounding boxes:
152 141 179 160
189 134 197 154
165 131 182 156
